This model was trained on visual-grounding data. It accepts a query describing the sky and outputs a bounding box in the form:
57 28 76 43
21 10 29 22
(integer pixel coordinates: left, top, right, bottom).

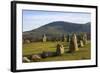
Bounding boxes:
22 10 91 32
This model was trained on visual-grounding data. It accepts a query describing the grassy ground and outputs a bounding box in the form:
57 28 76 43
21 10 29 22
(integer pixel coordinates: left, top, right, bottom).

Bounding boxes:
23 41 91 62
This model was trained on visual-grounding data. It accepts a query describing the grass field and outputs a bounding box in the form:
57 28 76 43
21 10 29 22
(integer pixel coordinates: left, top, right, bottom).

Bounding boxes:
23 41 91 62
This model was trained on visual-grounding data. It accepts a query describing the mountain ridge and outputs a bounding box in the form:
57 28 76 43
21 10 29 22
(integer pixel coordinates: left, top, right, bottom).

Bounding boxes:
23 21 91 40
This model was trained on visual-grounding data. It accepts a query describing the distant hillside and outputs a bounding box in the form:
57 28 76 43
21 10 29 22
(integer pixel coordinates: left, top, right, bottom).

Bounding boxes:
23 21 91 41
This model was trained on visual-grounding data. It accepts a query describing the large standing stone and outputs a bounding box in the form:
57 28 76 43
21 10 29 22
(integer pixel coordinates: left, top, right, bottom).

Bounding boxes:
69 33 79 52
42 34 47 42
56 44 64 55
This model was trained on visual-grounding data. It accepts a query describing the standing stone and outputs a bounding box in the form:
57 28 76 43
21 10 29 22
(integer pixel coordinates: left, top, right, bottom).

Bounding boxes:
79 40 84 47
42 34 47 42
62 34 67 42
83 33 87 45
77 33 84 47
69 33 79 52
56 44 64 55
60 45 65 54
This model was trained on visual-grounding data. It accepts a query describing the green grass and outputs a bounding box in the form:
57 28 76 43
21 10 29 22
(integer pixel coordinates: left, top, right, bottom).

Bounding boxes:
23 42 68 55
23 41 91 62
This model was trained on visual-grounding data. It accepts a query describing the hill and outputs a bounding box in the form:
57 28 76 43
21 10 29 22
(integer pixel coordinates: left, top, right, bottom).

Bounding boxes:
23 21 91 41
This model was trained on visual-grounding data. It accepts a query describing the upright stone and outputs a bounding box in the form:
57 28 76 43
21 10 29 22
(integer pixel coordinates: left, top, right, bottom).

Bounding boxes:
79 40 84 47
62 34 67 42
42 34 47 42
77 33 84 47
69 33 79 52
56 44 64 55
83 33 87 45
